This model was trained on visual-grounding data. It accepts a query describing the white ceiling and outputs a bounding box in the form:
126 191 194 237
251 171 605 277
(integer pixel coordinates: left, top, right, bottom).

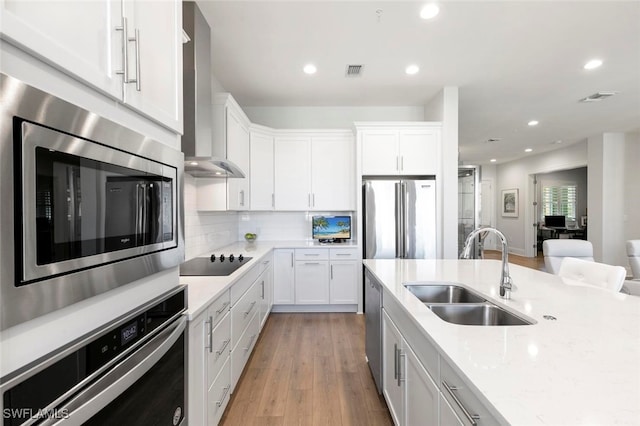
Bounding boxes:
197 1 640 165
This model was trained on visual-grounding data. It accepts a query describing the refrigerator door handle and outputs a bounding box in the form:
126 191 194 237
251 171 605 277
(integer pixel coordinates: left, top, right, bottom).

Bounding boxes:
395 182 403 258
403 181 410 258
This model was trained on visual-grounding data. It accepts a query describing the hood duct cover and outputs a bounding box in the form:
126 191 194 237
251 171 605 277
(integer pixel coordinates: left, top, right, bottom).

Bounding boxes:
182 1 245 178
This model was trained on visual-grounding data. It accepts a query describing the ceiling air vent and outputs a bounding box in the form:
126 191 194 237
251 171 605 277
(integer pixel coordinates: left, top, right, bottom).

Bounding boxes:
345 64 364 77
579 91 618 102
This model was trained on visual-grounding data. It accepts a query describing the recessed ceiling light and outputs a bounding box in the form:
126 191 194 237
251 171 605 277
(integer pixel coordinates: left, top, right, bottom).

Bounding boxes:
525 148 533 153
584 59 603 70
528 120 539 126
189 161 198 166
303 64 317 75
420 4 440 19
490 158 497 163
405 65 420 75
215 171 222 175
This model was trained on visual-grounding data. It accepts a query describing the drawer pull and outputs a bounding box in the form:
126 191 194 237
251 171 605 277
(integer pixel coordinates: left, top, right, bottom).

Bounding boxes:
215 301 230 315
304 262 321 265
244 334 257 352
215 338 230 357
304 253 320 256
442 380 480 425
216 385 231 407
244 301 256 318
335 253 351 256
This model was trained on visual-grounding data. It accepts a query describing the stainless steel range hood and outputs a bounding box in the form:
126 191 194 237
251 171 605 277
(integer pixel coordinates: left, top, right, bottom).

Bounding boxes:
182 1 245 178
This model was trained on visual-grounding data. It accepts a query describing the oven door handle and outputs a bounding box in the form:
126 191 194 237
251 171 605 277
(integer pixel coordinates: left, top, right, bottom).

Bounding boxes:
41 316 186 426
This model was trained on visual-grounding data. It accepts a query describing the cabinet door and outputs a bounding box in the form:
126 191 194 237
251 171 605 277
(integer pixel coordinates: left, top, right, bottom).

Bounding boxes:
295 261 329 304
0 0 122 99
121 0 183 132
187 312 207 426
382 310 404 426
257 264 273 330
274 137 311 210
361 130 399 175
329 261 358 304
404 342 439 426
440 394 465 426
227 108 250 210
250 132 275 210
311 136 355 210
273 249 295 304
398 129 440 175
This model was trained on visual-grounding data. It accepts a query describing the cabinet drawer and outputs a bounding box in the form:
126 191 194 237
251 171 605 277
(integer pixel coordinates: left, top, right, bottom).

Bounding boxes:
208 356 231 426
295 248 329 260
440 360 505 425
231 281 260 350
231 264 260 305
207 311 231 389
230 310 259 392
329 248 360 260
209 290 231 328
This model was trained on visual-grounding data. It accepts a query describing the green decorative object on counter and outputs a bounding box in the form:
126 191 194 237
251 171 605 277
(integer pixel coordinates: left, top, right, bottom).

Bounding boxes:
244 233 257 242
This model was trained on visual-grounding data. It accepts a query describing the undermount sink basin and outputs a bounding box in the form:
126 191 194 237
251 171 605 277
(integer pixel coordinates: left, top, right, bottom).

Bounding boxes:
427 304 533 326
404 283 486 304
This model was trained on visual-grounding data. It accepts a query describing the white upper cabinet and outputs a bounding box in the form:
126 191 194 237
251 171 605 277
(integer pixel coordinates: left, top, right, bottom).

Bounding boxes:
311 136 355 210
359 123 441 176
272 131 355 211
274 136 312 210
120 0 183 132
225 106 250 210
0 0 122 99
0 0 183 133
249 130 275 210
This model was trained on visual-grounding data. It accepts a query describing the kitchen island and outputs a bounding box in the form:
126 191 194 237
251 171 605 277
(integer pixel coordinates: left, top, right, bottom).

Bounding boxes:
364 258 640 425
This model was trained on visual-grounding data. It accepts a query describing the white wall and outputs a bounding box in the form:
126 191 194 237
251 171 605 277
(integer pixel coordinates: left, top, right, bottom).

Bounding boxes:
494 142 588 255
624 132 640 245
243 106 424 129
237 211 356 242
425 87 459 259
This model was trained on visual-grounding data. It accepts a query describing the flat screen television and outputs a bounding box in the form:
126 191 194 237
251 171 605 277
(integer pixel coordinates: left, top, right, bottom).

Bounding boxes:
544 215 566 228
312 215 351 243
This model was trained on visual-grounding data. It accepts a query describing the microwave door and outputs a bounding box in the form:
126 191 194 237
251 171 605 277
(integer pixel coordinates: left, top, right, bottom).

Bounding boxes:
105 178 142 250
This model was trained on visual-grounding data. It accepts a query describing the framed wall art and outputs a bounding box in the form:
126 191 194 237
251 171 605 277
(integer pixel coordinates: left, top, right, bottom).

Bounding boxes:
501 189 518 217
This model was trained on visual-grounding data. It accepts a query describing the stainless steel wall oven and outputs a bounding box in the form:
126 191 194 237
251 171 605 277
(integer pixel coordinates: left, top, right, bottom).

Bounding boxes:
1 286 187 426
0 73 184 330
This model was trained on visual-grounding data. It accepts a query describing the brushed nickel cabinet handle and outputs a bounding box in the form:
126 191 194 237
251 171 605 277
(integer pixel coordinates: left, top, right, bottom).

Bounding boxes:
442 380 480 425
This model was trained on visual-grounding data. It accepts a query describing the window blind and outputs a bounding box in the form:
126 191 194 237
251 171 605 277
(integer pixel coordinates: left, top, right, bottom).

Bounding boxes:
542 184 577 221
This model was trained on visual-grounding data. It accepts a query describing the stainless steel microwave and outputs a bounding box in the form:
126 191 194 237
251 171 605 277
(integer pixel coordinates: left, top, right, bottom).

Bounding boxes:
0 73 185 330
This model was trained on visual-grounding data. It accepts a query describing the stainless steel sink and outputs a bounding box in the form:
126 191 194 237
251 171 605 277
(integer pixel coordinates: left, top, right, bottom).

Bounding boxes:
427 304 533 326
404 283 486 304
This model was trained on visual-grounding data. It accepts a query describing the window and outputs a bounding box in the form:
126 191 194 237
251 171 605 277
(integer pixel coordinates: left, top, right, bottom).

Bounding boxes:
542 184 577 221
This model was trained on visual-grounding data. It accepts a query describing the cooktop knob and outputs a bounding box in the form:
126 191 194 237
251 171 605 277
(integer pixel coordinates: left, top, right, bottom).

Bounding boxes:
239 254 244 262
229 254 235 262
219 254 225 262
210 254 216 262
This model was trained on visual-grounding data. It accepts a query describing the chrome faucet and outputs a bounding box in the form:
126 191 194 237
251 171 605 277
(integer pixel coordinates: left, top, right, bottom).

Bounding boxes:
460 227 514 299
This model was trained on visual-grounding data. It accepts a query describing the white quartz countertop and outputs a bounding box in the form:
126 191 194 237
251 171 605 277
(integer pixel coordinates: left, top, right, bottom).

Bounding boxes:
182 240 360 320
364 259 640 425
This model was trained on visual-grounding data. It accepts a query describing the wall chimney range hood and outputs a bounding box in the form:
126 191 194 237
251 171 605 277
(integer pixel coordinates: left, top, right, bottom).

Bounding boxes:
182 1 245 178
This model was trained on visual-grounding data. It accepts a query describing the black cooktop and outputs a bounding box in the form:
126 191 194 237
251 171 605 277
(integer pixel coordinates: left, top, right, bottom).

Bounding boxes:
180 254 253 276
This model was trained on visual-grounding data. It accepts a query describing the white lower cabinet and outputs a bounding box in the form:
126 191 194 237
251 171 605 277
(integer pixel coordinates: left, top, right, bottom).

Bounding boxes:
381 287 504 426
383 310 439 426
273 249 295 304
295 260 330 304
273 248 359 309
188 255 272 425
208 357 232 425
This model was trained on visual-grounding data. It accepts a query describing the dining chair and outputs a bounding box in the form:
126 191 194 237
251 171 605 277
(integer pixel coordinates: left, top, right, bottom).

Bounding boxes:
542 239 594 275
626 240 640 280
557 257 626 292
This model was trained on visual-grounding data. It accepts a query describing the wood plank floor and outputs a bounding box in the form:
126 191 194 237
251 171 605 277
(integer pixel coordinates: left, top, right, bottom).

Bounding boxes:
484 250 546 272
221 313 392 426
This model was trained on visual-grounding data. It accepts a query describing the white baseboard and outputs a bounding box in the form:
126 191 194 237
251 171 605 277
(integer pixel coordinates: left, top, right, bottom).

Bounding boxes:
271 304 358 313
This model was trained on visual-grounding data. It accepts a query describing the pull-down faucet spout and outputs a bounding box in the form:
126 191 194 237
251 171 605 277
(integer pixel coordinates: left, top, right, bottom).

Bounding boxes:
460 227 513 299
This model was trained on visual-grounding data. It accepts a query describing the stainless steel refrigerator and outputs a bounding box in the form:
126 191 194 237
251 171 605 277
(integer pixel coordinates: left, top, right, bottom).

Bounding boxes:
363 178 437 259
